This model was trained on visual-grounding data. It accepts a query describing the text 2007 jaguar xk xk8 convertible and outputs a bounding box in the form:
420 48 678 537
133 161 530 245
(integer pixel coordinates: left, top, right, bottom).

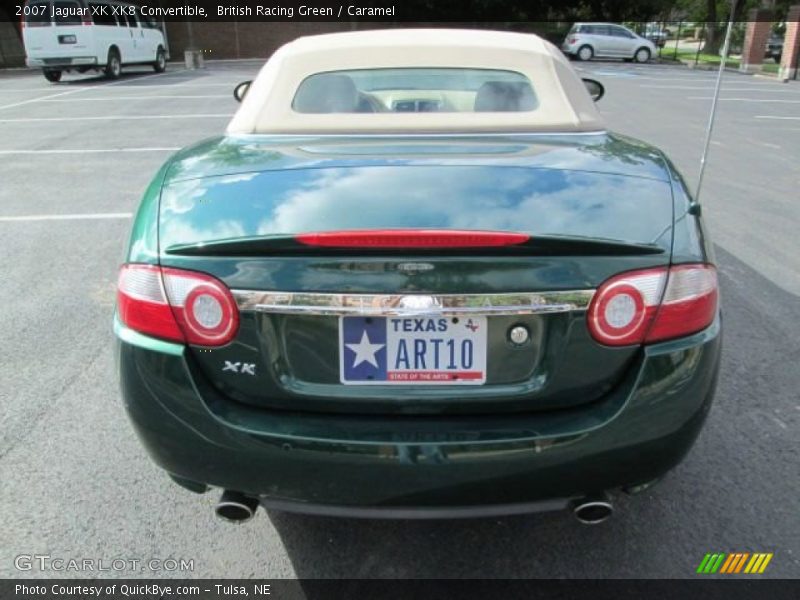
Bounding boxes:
115 29 720 523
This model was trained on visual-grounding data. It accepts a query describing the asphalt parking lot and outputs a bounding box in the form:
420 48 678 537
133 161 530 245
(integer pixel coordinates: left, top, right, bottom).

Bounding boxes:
0 59 798 579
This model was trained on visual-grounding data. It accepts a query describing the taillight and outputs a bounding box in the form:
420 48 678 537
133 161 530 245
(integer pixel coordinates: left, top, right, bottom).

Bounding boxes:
587 267 666 346
295 229 530 248
81 15 92 26
645 265 718 343
117 265 184 343
161 268 239 346
587 264 717 347
117 264 239 347
568 37 577 44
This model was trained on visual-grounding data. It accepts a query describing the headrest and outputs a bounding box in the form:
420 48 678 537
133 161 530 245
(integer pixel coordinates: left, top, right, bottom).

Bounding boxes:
474 81 536 112
293 74 359 113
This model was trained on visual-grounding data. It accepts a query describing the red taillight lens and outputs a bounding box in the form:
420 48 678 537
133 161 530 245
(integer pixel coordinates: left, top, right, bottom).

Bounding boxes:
161 268 239 346
588 267 666 346
295 229 530 249
117 265 239 347
117 264 184 343
645 265 718 344
587 264 718 347
568 37 577 44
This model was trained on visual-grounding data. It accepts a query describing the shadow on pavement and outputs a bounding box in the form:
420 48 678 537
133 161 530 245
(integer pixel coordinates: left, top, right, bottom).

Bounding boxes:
265 246 799 579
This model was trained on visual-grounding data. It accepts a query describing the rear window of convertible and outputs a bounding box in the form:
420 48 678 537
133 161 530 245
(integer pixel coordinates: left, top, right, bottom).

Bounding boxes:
291 68 538 114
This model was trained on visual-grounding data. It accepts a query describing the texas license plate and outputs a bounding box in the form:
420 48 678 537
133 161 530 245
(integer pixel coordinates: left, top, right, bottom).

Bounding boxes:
339 316 487 385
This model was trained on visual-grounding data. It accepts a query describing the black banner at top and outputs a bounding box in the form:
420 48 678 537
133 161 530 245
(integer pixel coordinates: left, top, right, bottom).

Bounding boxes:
1 0 740 23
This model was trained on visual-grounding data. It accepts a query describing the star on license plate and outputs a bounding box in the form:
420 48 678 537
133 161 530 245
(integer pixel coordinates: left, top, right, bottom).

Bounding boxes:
339 316 487 385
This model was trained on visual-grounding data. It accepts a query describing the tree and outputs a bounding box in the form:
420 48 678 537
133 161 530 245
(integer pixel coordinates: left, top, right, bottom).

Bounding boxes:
696 0 792 56
701 0 720 54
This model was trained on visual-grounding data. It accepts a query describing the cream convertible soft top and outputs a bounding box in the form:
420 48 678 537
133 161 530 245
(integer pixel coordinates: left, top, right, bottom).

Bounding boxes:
226 29 606 135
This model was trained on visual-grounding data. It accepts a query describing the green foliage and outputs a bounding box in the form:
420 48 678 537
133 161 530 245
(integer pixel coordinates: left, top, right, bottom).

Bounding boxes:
672 0 794 22
394 0 678 22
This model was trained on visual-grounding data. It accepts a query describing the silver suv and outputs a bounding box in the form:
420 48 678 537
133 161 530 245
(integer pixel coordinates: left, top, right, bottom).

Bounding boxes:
562 23 658 63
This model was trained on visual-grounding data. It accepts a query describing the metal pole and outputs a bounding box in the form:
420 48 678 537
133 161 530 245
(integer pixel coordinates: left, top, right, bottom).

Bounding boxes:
160 18 170 58
695 3 737 203
694 30 702 66
186 20 195 51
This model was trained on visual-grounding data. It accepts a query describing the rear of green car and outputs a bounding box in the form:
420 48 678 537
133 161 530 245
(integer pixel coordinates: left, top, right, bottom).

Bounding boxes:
115 134 721 521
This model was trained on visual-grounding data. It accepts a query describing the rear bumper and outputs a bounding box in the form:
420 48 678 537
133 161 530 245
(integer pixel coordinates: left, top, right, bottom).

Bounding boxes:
26 56 97 68
116 315 721 515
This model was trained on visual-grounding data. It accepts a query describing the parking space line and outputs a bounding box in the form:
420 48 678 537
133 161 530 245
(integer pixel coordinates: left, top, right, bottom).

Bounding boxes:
755 115 800 120
688 97 800 103
0 212 132 222
643 85 800 92
585 74 783 84
0 87 94 110
38 95 231 101
129 83 251 88
0 147 179 155
0 114 232 123
0 69 185 111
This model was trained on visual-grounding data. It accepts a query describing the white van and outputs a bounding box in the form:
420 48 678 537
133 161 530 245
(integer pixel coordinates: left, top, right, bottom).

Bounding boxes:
21 0 167 82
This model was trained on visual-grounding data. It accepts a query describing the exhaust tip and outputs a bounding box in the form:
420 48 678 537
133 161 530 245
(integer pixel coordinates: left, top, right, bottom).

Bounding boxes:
215 490 259 523
572 496 613 525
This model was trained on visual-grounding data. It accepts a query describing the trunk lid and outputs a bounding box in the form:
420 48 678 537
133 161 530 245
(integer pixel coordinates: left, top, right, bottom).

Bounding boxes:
157 134 674 414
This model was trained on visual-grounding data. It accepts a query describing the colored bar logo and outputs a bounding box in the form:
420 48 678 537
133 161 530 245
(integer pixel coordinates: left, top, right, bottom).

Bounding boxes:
696 553 773 574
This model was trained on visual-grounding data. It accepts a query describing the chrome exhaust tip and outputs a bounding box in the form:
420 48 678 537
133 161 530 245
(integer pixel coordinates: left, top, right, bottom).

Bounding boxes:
214 490 259 523
572 494 613 525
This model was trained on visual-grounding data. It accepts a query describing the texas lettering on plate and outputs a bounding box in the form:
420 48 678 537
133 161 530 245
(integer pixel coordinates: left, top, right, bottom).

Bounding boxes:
339 316 487 385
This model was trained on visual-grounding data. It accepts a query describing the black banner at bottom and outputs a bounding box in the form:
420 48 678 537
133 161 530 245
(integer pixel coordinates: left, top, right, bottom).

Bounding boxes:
2 579 799 600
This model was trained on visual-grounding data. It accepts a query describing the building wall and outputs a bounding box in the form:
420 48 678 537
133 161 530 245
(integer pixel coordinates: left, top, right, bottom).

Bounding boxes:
0 14 25 67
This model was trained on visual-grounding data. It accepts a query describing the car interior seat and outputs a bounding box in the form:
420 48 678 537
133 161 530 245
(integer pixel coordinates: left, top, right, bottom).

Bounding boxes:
474 81 537 112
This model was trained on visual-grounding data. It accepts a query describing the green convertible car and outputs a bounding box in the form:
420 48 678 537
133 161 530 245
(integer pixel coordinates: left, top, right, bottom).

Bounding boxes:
115 29 721 524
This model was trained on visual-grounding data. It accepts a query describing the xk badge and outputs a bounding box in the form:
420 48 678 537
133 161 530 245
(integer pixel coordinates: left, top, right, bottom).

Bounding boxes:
222 361 256 375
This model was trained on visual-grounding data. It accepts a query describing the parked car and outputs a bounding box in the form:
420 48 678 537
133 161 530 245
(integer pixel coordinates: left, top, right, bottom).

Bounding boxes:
116 29 721 524
562 23 659 62
644 24 671 48
765 34 783 62
21 0 167 81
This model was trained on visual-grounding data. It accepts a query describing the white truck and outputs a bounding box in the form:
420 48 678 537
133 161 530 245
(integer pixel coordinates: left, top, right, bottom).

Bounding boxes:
21 0 167 82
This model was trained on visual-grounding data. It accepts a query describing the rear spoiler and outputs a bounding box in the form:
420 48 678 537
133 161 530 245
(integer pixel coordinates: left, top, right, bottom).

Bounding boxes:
165 230 665 257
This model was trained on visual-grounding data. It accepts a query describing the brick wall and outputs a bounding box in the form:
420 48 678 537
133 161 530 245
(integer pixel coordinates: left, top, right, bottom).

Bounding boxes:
0 15 25 68
739 10 773 73
163 21 364 60
161 22 561 61
780 5 800 80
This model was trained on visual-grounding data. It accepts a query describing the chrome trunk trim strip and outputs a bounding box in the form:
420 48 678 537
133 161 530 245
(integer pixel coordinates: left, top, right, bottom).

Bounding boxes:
232 290 594 317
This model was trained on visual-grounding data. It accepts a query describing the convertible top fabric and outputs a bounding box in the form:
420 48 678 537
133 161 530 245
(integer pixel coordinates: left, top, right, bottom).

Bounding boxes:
226 29 606 135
